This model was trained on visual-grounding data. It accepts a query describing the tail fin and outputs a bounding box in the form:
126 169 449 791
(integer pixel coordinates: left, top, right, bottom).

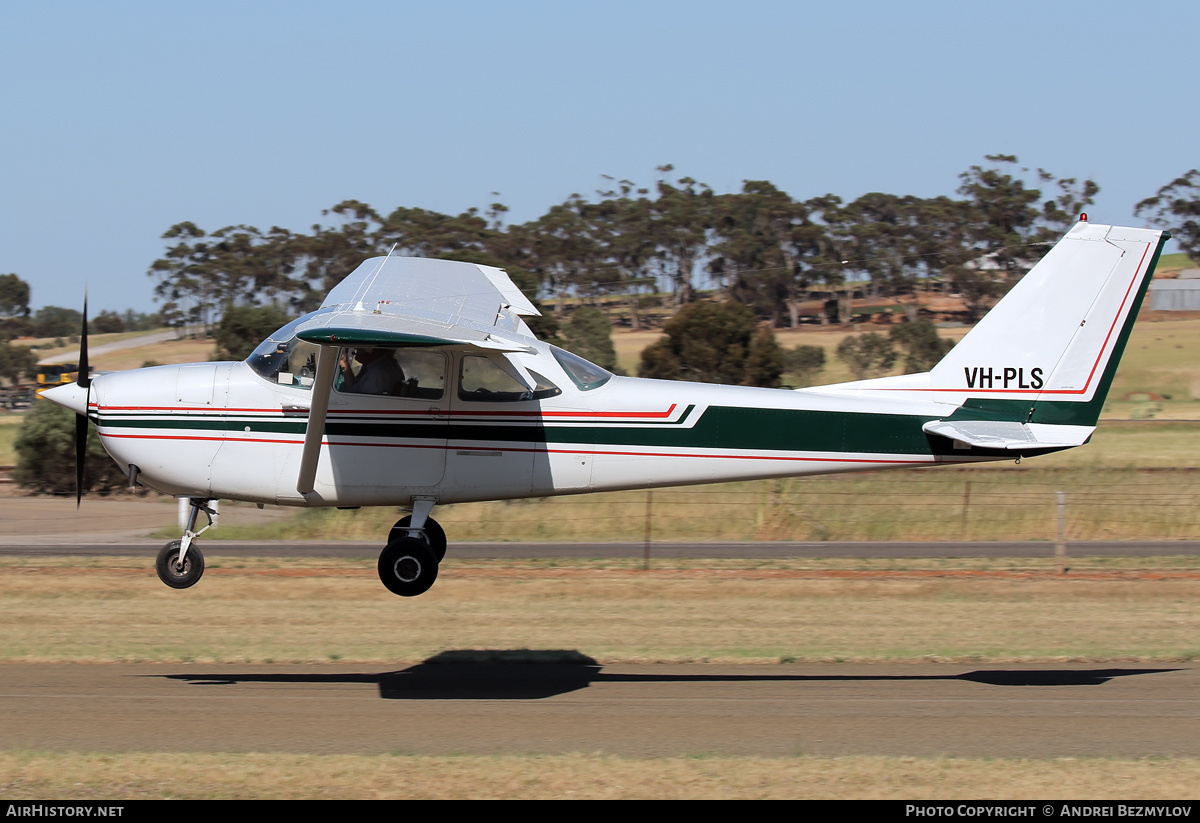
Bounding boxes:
928 221 1169 427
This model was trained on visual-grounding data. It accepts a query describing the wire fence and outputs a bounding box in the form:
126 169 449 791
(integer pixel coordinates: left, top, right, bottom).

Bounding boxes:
422 466 1200 544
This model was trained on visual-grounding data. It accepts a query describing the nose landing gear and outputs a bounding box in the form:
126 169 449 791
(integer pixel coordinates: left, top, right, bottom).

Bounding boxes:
156 539 205 589
155 498 216 589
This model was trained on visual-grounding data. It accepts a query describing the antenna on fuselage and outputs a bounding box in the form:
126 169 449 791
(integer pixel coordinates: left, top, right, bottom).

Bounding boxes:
353 243 398 313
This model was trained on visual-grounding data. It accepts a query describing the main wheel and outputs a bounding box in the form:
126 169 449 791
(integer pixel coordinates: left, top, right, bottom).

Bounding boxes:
378 537 438 597
156 540 205 589
389 515 447 562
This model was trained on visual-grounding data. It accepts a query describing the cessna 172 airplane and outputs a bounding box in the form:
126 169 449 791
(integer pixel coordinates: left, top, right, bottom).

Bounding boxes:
43 218 1168 597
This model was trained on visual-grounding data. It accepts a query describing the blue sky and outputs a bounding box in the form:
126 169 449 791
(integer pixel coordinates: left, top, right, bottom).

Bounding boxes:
1 0 1195 314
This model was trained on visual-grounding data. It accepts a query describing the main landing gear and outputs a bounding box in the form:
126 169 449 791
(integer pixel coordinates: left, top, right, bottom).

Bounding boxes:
155 498 215 589
378 498 443 597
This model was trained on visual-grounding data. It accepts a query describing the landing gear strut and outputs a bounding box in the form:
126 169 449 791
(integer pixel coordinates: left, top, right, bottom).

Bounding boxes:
378 498 443 596
389 515 447 562
156 498 215 589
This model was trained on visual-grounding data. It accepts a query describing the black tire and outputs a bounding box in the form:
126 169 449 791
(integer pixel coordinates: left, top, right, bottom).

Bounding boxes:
378 537 439 597
389 515 447 562
156 540 204 589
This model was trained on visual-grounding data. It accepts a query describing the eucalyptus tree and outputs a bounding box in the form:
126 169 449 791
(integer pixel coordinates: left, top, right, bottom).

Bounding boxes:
148 221 224 333
520 193 605 319
301 200 385 299
1037 169 1099 235
1136 170 1200 260
957 155 1051 280
0 273 30 320
379 205 496 258
824 192 926 318
0 273 32 340
707 180 825 328
797 194 855 324
149 222 304 331
586 178 657 330
649 166 714 308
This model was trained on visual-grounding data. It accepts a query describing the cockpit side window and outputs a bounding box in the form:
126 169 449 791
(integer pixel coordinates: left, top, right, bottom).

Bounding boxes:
335 348 446 399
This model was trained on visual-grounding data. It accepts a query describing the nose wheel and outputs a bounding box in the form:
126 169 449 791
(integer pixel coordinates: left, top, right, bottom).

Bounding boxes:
156 540 205 589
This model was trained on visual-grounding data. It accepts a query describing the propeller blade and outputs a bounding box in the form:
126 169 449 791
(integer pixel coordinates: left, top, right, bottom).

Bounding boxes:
78 295 90 389
75 295 90 507
75 407 88 507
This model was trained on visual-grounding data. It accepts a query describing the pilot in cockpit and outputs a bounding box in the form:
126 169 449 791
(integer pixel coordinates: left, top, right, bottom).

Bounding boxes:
338 347 406 395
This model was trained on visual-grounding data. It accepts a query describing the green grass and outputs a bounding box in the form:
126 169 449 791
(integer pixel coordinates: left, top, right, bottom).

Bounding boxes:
1155 252 1197 273
0 415 22 464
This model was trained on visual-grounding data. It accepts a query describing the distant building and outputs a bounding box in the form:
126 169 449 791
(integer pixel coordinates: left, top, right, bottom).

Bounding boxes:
1149 279 1200 310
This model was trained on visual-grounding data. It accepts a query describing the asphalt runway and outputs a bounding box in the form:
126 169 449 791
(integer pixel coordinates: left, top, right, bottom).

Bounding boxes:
3 661 1197 757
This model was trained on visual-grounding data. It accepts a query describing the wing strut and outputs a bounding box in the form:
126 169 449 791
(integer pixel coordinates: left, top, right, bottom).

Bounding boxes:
296 345 339 495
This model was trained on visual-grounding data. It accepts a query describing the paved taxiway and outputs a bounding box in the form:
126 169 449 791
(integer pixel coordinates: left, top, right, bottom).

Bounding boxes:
3 662 1197 757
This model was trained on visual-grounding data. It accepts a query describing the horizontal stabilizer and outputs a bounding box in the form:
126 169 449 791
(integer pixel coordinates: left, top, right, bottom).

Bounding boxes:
922 420 1094 450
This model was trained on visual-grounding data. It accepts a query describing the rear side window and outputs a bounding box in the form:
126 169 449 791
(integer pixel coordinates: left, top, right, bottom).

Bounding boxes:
459 356 561 402
551 347 612 390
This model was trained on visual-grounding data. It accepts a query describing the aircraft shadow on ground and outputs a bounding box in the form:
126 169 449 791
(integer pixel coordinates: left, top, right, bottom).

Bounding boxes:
155 650 1181 700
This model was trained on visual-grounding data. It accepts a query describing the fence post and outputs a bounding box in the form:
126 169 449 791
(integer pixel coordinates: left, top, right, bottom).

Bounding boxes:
1056 490 1068 574
643 489 653 570
961 480 971 539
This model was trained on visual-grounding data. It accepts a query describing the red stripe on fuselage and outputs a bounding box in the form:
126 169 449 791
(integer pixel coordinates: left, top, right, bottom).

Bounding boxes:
98 430 925 464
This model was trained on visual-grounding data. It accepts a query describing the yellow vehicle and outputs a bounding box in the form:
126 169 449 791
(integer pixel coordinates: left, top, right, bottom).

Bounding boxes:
35 363 79 394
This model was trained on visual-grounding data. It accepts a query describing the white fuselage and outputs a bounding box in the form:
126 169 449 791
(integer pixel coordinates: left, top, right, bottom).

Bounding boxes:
79 341 1003 508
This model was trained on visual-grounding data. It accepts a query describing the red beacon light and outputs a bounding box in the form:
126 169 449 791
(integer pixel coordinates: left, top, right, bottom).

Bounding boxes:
1080 213 1088 222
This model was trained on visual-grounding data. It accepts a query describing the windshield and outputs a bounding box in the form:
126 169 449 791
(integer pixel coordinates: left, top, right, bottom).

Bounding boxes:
246 314 323 390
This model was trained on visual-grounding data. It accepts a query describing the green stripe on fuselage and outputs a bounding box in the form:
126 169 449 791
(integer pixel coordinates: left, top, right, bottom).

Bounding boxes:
97 404 1028 459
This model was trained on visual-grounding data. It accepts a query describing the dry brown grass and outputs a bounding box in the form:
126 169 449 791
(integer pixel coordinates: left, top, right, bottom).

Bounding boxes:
4 557 1200 664
1 751 1197 799
210 459 1200 544
91 337 216 371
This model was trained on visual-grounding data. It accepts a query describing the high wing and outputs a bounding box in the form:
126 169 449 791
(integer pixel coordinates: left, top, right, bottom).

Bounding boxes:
290 256 542 495
294 256 540 353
